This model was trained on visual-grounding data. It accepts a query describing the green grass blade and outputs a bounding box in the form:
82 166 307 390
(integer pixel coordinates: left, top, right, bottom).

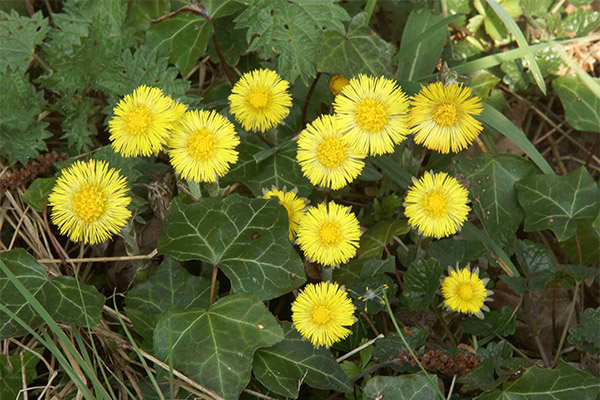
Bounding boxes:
461 222 520 277
370 156 413 188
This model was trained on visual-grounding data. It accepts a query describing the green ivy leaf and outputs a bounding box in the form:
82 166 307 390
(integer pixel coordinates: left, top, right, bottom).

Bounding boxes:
0 10 49 74
402 258 443 311
0 249 105 340
362 374 438 400
514 240 557 291
316 13 393 79
158 195 306 300
124 258 212 344
22 177 57 212
516 167 600 242
553 76 600 132
463 305 516 337
568 307 600 353
455 154 539 250
0 351 40 400
253 321 351 398
153 293 284 400
333 257 395 286
476 360 600 400
358 219 409 259
428 239 487 268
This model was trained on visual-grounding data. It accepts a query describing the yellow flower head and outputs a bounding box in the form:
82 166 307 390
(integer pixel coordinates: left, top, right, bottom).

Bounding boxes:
404 172 470 239
109 85 183 157
168 110 240 183
263 188 307 240
228 69 292 132
48 160 132 245
297 115 365 190
328 74 349 96
409 82 483 154
334 74 409 155
292 281 355 347
297 202 361 267
441 265 492 319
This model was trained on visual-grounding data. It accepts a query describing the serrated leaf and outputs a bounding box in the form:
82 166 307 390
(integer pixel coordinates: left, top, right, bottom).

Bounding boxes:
516 167 600 242
316 13 393 79
568 307 600 353
455 154 539 250
428 239 488 268
253 321 351 398
158 195 306 300
362 374 438 400
0 350 40 400
0 249 105 339
153 293 283 400
463 305 516 337
514 240 557 291
0 10 49 74
553 76 600 133
58 96 96 152
476 360 600 400
402 258 443 311
358 219 409 259
22 177 56 212
124 258 212 344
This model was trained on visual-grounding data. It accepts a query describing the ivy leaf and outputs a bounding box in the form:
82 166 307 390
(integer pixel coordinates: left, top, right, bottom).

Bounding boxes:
153 293 284 400
0 351 40 400
332 257 395 286
158 195 306 300
514 240 557 291
235 0 349 84
124 258 213 344
463 305 516 337
253 321 351 398
476 360 600 400
0 10 49 74
0 249 105 340
428 239 487 268
402 258 443 311
454 154 539 250
568 307 600 353
22 177 56 212
362 374 438 400
316 13 393 79
516 167 600 242
358 219 409 259
553 76 600 132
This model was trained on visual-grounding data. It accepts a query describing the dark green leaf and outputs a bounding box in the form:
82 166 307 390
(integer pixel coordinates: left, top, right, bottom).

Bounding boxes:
362 374 438 400
358 219 409 259
463 306 516 337
402 258 443 311
58 96 97 152
428 239 487 268
0 350 40 400
158 195 306 300
470 70 501 100
253 321 351 398
553 75 600 132
153 293 283 400
125 0 169 32
372 331 428 362
514 240 557 291
22 177 56 212
516 167 600 242
207 16 247 66
0 10 49 73
568 307 600 353
202 0 244 19
333 257 396 286
556 264 599 283
92 146 143 186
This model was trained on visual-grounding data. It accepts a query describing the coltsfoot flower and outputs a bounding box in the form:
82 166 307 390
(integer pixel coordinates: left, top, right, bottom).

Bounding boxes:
263 188 307 240
441 265 492 318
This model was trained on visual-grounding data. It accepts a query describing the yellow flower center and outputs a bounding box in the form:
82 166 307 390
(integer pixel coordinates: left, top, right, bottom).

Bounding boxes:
458 283 474 300
248 87 270 109
319 222 342 245
432 104 458 127
125 105 152 136
317 137 348 169
355 97 389 133
187 128 217 161
71 185 107 224
423 190 448 217
312 305 332 324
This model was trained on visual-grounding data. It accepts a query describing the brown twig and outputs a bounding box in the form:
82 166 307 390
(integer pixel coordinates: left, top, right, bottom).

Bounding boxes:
151 3 209 25
585 134 600 169
42 209 68 272
209 265 219 306
212 34 236 85
301 72 322 129
37 249 158 264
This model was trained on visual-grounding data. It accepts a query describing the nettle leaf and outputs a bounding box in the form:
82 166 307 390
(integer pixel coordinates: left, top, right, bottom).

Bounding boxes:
476 360 600 400
514 240 557 291
158 195 306 300
58 96 97 152
402 258 443 311
553 76 600 132
0 10 49 74
463 305 516 337
253 321 351 398
124 258 212 344
428 239 487 268
0 249 105 340
358 219 409 259
568 307 600 353
153 293 283 400
22 177 57 212
516 167 600 242
316 12 393 79
235 0 349 84
362 374 438 400
0 350 40 400
332 257 395 286
454 154 539 250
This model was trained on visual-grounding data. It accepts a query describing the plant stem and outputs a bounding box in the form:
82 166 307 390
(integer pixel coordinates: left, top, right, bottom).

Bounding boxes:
553 281 580 366
212 33 236 85
209 265 219 306
494 334 533 361
523 291 550 367
301 72 321 129
363 0 377 26
432 304 458 347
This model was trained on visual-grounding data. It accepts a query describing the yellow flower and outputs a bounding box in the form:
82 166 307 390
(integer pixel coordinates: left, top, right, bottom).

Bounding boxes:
228 69 292 132
404 172 470 239
292 282 355 347
263 188 307 240
168 110 240 183
408 82 483 154
328 74 349 96
109 85 184 157
297 202 360 267
441 265 492 319
334 74 409 155
297 115 365 190
48 160 132 245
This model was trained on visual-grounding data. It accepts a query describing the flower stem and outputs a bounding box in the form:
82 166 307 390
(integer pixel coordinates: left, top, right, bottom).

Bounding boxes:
363 0 377 26
301 72 321 129
209 265 219 306
432 304 458 347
